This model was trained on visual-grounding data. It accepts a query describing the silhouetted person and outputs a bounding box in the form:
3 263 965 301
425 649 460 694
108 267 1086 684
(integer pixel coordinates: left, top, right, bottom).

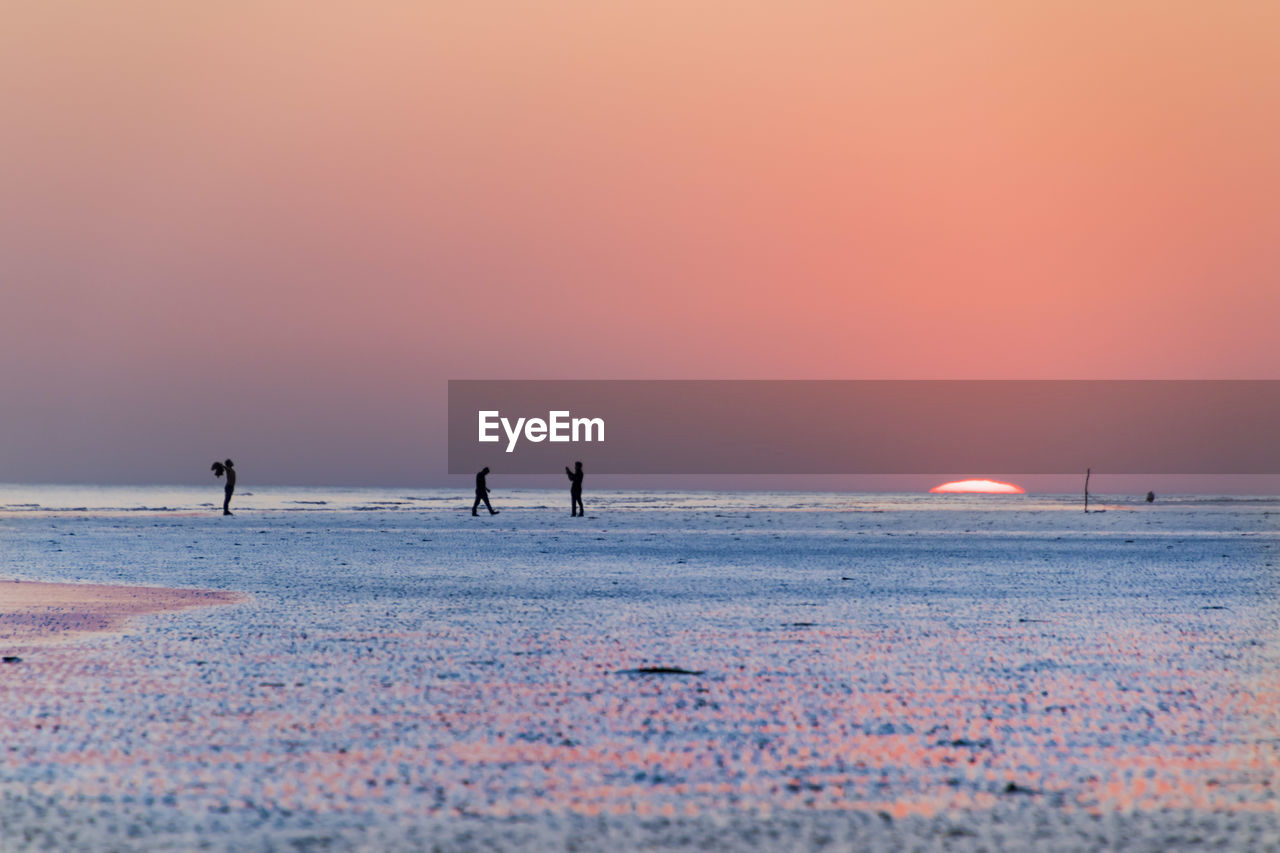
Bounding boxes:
472 466 499 516
566 461 584 516
212 459 236 515
1146 491 1156 503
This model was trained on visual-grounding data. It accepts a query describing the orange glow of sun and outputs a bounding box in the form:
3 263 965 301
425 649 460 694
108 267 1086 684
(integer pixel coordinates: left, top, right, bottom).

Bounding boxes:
930 479 1026 494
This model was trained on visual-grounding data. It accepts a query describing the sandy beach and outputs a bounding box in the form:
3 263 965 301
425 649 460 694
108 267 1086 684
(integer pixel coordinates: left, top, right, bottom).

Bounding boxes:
0 487 1276 851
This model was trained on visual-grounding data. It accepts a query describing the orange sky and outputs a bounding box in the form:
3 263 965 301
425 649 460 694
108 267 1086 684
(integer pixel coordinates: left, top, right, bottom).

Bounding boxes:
2 2 1278 485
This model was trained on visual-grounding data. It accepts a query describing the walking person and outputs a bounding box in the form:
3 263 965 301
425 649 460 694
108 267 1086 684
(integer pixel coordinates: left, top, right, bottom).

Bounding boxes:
211 459 236 516
566 461 584 517
472 467 499 516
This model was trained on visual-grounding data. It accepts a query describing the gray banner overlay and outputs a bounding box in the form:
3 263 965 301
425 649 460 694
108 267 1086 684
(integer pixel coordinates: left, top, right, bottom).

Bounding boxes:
448 380 1280 475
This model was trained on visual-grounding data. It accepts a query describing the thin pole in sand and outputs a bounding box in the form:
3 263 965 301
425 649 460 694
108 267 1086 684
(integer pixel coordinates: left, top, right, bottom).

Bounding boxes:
1084 467 1091 513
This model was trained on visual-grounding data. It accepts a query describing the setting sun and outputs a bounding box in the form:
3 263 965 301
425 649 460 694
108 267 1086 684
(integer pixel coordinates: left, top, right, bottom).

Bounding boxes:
930 479 1026 494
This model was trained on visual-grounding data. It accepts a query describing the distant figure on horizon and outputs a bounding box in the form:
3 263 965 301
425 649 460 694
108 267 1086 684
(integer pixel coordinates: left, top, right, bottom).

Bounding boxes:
566 461 584 517
473 467 499 516
1146 491 1156 503
211 459 236 515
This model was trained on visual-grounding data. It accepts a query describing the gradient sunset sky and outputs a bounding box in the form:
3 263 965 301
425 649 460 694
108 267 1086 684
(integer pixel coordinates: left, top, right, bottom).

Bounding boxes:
3 2 1278 487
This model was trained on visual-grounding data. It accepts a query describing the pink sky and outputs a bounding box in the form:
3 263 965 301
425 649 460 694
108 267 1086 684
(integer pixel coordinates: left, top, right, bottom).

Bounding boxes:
2 2 1278 487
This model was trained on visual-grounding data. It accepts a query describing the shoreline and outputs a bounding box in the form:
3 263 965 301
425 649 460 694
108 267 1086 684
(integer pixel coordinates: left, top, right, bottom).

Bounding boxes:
0 580 245 652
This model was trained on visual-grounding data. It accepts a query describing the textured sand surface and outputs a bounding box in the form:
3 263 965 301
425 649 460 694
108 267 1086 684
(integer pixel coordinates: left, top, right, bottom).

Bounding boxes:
0 581 242 650
0 488 1276 851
